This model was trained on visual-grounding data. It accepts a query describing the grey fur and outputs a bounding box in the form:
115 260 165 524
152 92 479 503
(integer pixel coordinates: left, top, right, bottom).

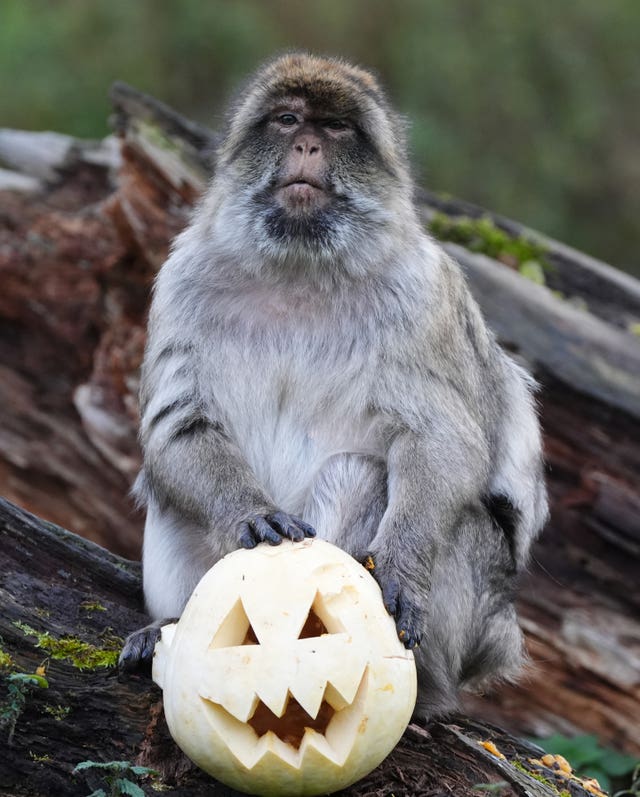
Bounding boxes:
122 54 548 718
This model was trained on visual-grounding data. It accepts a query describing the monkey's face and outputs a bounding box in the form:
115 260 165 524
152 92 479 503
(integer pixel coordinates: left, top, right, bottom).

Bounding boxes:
247 97 382 251
267 99 338 217
215 55 413 265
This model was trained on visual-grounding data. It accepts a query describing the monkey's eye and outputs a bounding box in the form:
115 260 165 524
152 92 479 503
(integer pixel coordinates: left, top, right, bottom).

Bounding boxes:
278 113 299 127
324 119 348 131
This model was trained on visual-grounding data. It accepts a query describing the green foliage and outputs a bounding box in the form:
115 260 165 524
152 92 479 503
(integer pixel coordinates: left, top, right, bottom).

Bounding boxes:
14 622 121 670
0 671 49 744
531 734 638 792
1 0 638 274
614 764 640 797
73 761 158 797
428 212 550 282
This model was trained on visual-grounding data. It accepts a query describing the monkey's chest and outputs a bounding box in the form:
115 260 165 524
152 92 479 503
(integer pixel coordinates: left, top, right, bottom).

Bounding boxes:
207 345 380 509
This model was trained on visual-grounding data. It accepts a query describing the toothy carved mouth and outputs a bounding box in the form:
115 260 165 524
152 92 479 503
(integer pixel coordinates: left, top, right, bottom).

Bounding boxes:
247 693 336 748
201 669 369 769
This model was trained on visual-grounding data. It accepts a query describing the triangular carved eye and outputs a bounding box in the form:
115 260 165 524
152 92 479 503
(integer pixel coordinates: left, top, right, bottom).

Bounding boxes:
209 597 334 650
298 608 328 639
241 606 329 645
242 624 259 645
208 600 255 649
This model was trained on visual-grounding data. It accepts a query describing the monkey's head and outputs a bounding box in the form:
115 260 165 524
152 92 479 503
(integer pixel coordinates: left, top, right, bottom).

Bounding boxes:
210 53 416 274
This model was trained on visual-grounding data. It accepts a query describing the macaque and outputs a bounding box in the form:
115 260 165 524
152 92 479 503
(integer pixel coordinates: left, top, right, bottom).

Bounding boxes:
120 53 548 718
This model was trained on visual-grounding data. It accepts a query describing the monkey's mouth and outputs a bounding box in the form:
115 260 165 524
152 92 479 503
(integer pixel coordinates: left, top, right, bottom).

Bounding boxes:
282 177 324 189
276 178 329 211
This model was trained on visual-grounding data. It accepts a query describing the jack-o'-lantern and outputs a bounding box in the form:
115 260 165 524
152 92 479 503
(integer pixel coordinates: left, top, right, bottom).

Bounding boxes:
153 538 417 796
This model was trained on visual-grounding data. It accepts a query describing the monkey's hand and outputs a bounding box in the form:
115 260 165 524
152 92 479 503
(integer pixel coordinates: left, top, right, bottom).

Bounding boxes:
118 618 177 675
363 553 423 649
238 510 316 549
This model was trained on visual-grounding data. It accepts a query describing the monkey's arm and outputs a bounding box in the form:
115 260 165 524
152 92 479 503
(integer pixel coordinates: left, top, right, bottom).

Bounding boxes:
120 338 315 674
367 398 490 648
369 358 547 649
139 340 314 549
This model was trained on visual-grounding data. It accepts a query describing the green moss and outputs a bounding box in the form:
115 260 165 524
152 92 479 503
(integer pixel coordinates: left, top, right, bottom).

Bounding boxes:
428 212 551 282
0 649 15 671
513 761 557 789
518 260 546 285
628 322 640 336
13 622 120 670
29 752 52 763
136 119 181 154
80 601 107 613
43 704 70 720
472 783 509 794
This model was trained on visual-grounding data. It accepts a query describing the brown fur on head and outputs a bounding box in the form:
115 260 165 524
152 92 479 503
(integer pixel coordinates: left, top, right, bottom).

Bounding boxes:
209 53 415 269
219 52 410 184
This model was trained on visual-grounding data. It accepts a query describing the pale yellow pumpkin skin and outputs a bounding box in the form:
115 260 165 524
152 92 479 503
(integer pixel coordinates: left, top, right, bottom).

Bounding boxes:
153 538 417 796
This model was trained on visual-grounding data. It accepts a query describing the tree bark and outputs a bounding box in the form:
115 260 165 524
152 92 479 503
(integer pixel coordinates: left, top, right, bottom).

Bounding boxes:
0 82 638 774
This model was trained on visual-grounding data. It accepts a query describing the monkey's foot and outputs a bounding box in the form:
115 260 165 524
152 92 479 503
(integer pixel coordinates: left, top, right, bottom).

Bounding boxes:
238 511 316 548
363 555 423 649
118 619 176 675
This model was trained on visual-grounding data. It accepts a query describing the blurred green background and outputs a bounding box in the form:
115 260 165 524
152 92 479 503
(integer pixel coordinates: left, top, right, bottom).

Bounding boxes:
2 0 639 274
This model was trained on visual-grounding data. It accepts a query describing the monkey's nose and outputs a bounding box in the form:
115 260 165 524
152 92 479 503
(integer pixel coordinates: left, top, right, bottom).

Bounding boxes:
294 135 321 156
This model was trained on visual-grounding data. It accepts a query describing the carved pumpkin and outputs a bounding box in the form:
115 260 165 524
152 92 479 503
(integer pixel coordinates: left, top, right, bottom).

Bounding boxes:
153 538 417 796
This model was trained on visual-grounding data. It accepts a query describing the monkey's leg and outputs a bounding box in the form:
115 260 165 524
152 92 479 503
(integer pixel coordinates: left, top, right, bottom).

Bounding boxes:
304 453 424 649
304 460 522 719
119 502 217 673
303 453 388 561
413 507 523 718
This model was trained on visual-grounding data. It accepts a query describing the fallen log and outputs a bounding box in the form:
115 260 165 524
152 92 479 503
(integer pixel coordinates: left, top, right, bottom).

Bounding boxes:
0 498 604 797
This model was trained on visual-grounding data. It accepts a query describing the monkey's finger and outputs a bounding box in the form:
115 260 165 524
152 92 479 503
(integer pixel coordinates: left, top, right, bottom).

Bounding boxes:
397 624 421 649
396 596 422 649
290 515 316 538
239 522 258 549
250 516 283 546
381 577 400 616
140 632 160 663
119 627 160 673
267 511 305 541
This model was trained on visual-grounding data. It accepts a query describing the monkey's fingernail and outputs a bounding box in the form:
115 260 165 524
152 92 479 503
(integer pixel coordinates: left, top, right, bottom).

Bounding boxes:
398 629 406 640
363 555 375 571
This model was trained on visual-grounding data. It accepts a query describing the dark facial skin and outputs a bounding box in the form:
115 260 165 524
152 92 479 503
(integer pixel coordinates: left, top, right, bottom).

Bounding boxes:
268 99 355 216
236 97 374 252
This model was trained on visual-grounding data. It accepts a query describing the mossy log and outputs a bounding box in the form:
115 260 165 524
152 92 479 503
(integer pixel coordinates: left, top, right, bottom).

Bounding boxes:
0 80 638 786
